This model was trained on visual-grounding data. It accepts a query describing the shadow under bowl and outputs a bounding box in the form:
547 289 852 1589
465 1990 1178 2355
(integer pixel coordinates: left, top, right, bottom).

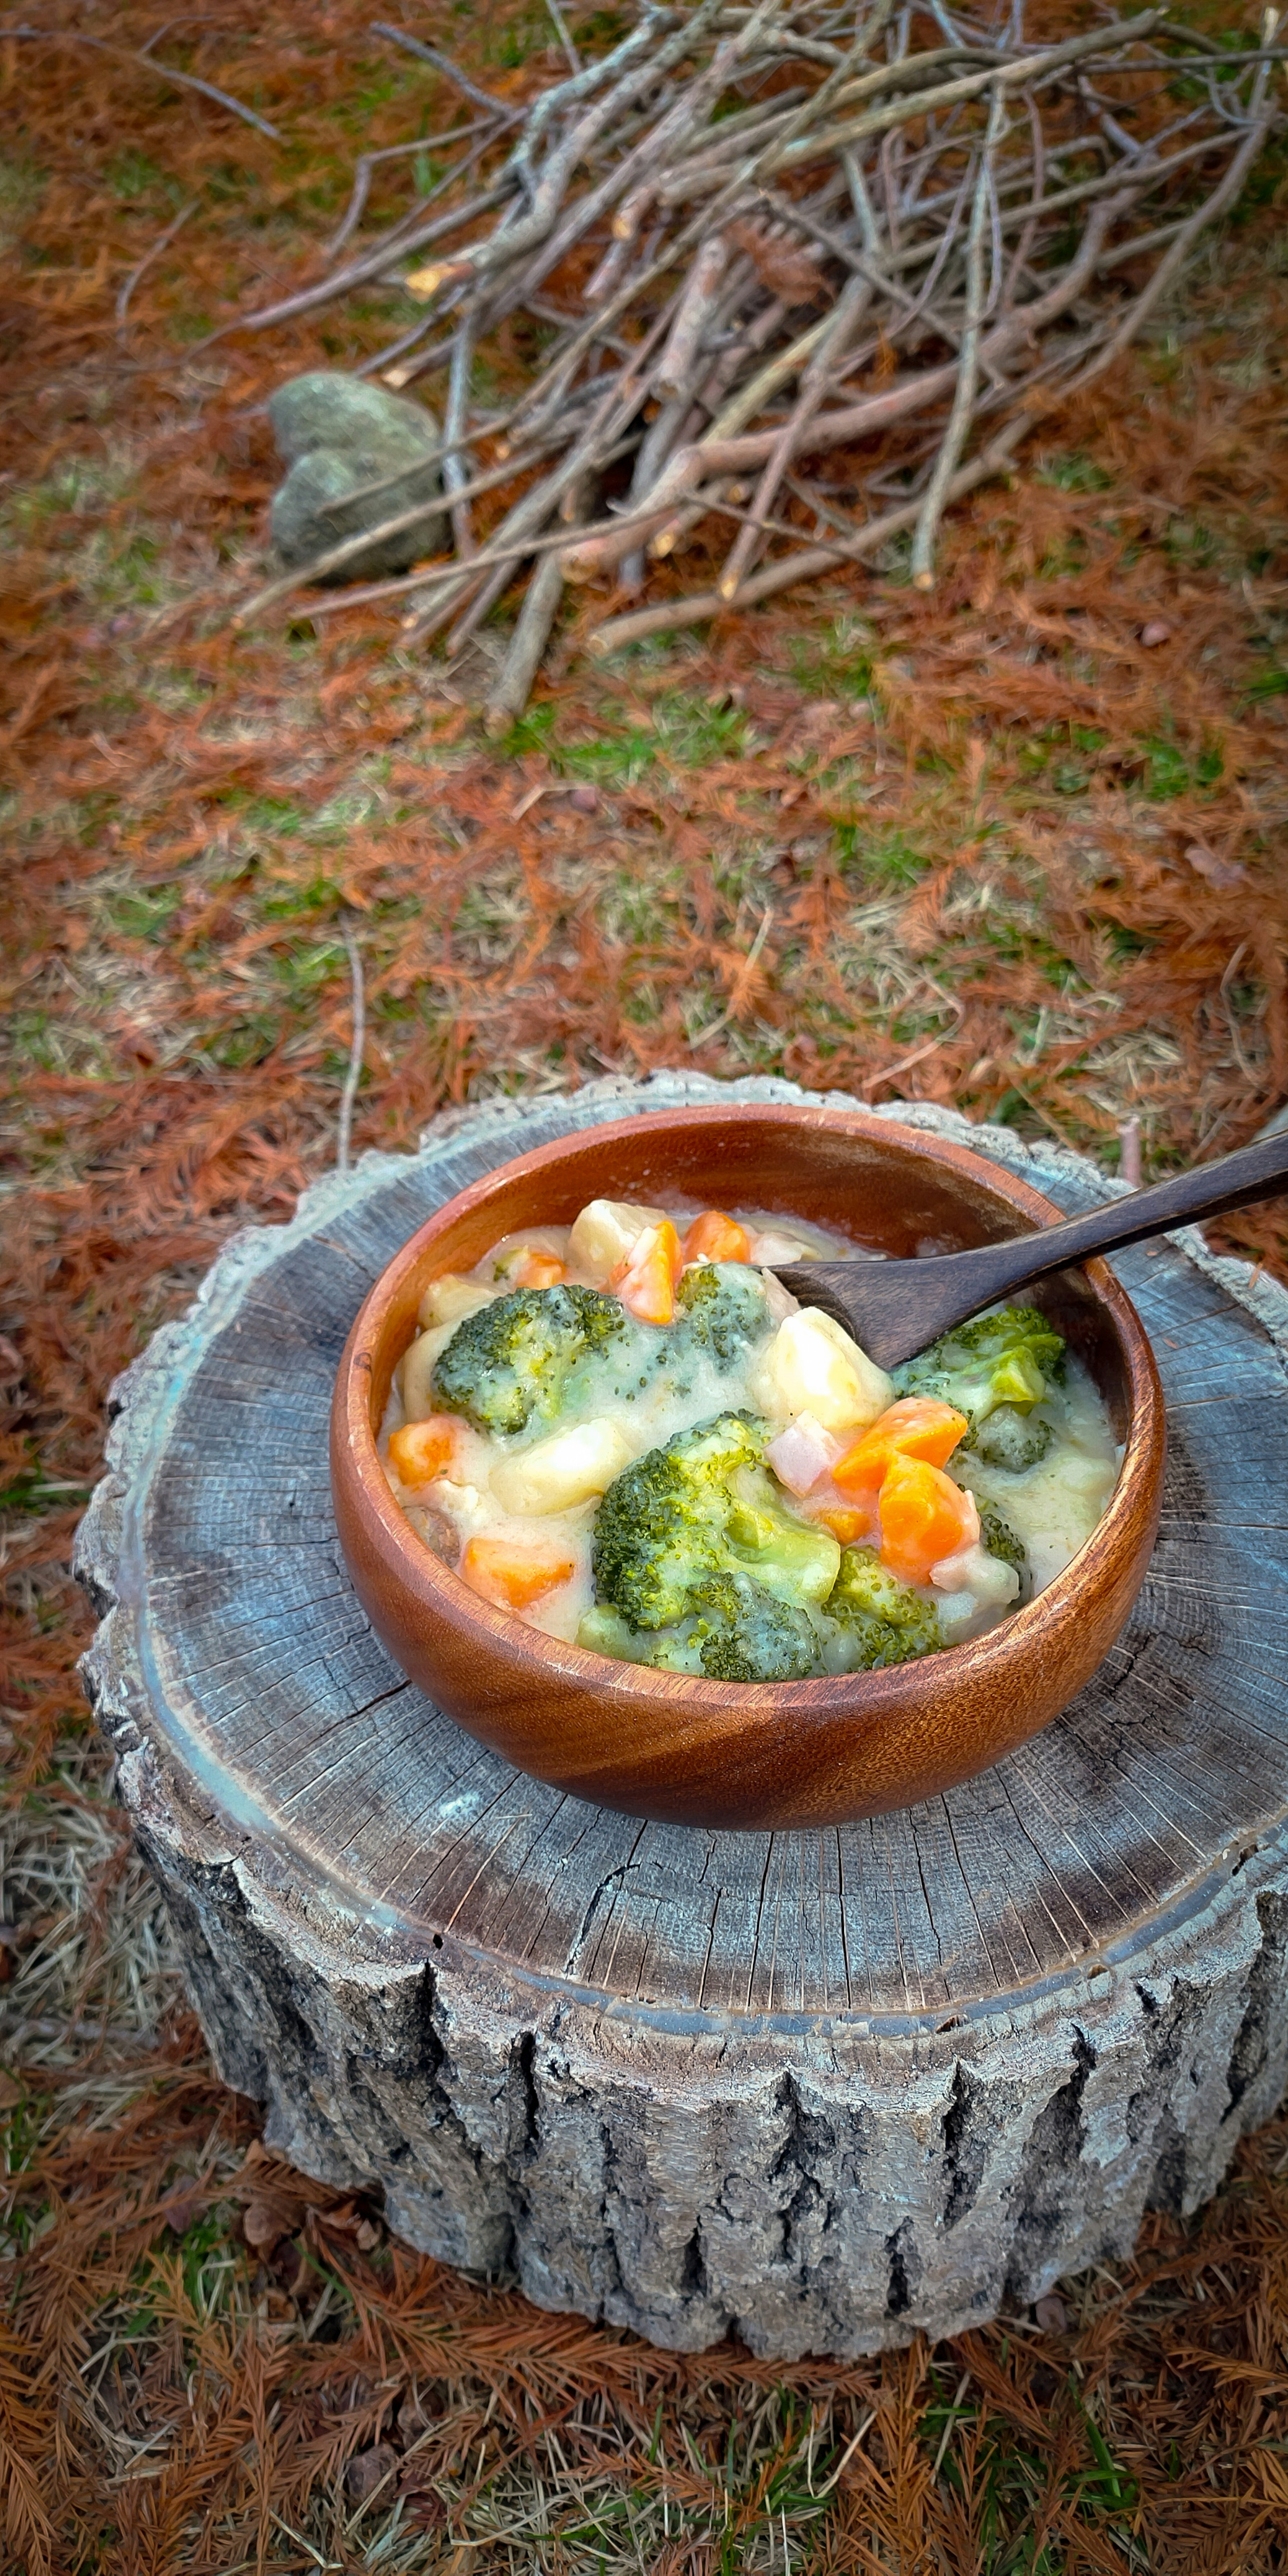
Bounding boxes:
330 1104 1165 1830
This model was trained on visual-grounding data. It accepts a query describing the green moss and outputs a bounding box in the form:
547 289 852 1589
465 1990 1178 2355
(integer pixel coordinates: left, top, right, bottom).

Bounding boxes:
789 612 875 700
107 885 182 941
1036 451 1113 494
1244 661 1288 702
1139 736 1223 799
834 824 929 887
496 702 556 760
259 875 343 920
208 1013 280 1069
107 149 169 201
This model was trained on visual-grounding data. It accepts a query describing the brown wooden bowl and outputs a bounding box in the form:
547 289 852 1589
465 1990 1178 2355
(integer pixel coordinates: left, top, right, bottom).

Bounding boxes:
330 1105 1165 1830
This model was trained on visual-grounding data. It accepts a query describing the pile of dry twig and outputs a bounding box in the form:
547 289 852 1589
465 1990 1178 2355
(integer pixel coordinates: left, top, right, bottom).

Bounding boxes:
235 2 1280 716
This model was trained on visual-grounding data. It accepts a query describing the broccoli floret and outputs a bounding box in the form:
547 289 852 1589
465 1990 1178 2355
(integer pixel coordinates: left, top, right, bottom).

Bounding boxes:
823 1546 941 1671
577 1603 710 1674
432 1284 626 1435
895 1303 1065 1432
590 1409 838 1634
688 1574 820 1683
967 1404 1054 1472
591 1410 763 1629
577 1577 819 1682
577 1603 645 1661
676 1261 770 1369
977 1504 1030 1601
724 1491 841 1608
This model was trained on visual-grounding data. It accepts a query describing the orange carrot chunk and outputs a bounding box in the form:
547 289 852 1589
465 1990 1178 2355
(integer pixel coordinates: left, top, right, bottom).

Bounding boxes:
611 1218 684 1325
683 1209 752 1265
509 1247 566 1289
388 1416 459 1489
877 1454 977 1587
833 1396 969 1496
461 1535 576 1609
814 1504 874 1546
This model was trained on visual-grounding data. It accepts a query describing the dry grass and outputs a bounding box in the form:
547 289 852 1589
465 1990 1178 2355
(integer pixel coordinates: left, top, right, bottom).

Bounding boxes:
3 0 1288 2566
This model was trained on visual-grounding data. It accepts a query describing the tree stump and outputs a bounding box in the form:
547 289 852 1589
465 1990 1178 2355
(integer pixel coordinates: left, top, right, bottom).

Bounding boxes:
77 1075 1288 2359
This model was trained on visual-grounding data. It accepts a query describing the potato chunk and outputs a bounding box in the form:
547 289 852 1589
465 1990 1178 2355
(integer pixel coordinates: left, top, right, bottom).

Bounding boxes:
491 1417 635 1516
418 1273 497 1329
750 1309 894 1433
401 1324 454 1423
567 1197 669 1284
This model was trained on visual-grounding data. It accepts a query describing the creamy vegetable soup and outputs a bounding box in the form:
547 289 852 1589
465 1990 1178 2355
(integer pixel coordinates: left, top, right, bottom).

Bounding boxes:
378 1198 1122 1682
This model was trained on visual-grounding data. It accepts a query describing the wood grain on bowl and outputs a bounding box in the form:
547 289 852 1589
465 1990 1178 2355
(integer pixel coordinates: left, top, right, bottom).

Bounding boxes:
329 1106 1166 1829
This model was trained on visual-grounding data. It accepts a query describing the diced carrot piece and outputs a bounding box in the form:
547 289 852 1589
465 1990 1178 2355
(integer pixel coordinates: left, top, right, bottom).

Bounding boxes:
510 1248 566 1289
833 1396 969 1495
814 1505 874 1546
461 1535 576 1610
877 1454 977 1588
611 1219 684 1325
388 1416 459 1489
683 1209 752 1265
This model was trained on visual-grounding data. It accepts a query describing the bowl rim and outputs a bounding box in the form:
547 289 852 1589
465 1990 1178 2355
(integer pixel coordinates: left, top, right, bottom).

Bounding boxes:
331 1102 1165 1717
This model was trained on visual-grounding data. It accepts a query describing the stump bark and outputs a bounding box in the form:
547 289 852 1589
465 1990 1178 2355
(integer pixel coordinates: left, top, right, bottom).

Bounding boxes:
76 1074 1288 2359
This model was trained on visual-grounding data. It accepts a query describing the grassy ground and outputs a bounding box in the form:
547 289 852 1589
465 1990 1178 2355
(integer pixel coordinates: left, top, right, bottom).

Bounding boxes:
3 1 1288 2567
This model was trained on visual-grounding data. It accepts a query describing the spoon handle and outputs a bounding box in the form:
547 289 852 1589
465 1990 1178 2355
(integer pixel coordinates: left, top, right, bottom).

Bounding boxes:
949 1126 1288 1297
771 1128 1288 1371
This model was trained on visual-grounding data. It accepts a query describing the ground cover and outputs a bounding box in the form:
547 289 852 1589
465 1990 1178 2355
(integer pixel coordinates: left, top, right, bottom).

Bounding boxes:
2 1 1287 2567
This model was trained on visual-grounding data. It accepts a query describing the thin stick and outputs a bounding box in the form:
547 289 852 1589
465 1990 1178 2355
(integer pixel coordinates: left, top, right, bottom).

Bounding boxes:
910 84 1003 588
508 13 670 197
409 435 643 638
765 13 1165 176
323 118 503 265
587 412 1030 652
444 554 522 656
1003 87 1044 308
283 566 455 620
443 320 478 557
544 0 581 75
716 268 871 595
115 198 199 330
369 23 513 117
336 921 366 1173
10 26 283 139
1066 108 1274 392
617 388 706 592
657 235 730 394
930 2372 973 2481
483 547 568 733
363 320 458 387
484 476 589 733
199 181 512 345
405 0 733 305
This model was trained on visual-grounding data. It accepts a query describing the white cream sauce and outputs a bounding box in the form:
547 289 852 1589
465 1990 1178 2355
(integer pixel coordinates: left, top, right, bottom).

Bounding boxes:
380 1206 840 1643
956 1355 1122 1590
378 1199 1123 1659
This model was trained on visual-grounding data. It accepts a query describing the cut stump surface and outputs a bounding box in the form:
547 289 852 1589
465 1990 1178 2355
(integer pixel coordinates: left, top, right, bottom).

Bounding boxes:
77 1075 1288 2357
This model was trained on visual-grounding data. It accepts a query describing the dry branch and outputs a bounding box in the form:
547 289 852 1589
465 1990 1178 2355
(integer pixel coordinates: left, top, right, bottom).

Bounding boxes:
230 0 1282 710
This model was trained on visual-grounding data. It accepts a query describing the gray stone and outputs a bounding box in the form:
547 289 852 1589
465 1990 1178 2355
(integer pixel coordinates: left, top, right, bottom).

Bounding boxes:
266 369 445 582
268 369 438 466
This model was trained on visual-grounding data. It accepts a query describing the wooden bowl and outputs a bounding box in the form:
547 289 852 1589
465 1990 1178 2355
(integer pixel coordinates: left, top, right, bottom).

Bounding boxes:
330 1105 1165 1829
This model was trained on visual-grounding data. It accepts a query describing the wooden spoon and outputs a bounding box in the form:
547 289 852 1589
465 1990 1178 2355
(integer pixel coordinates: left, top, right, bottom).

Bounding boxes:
769 1129 1288 1372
